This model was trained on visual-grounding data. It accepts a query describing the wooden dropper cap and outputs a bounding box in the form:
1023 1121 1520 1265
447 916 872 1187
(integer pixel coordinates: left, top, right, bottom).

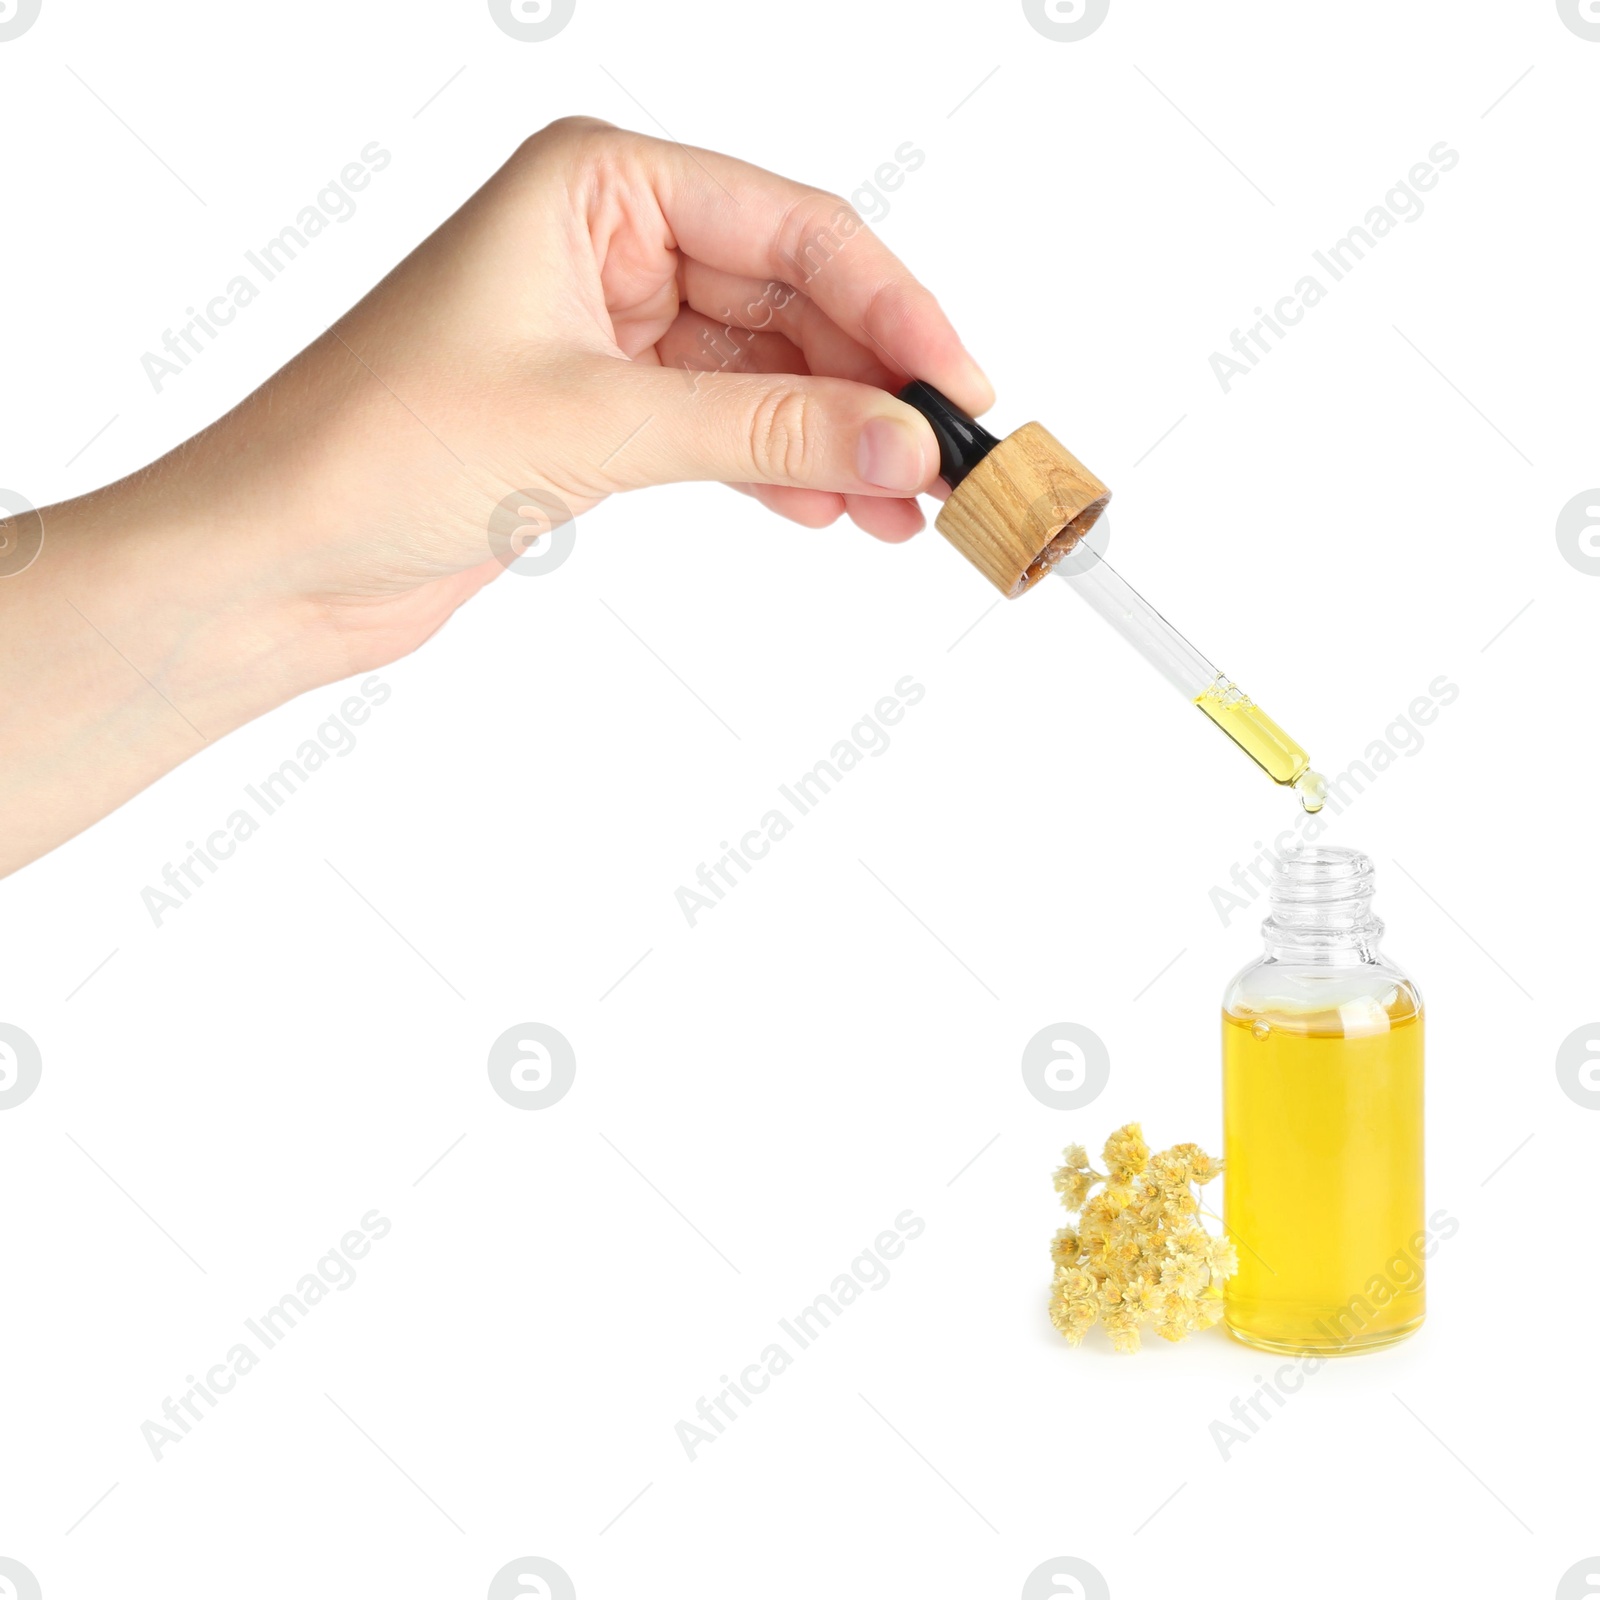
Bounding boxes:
900 381 1111 598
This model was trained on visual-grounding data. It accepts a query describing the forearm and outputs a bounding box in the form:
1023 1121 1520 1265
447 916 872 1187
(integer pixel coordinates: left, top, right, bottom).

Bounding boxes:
1 119 992 877
0 477 334 876
1 322 523 879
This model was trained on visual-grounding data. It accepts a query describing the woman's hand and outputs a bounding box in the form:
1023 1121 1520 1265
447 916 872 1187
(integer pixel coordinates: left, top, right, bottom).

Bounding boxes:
218 114 993 669
0 117 992 874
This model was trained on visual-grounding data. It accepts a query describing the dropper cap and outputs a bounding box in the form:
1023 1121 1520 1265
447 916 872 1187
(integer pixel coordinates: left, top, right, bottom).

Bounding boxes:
898 381 1111 598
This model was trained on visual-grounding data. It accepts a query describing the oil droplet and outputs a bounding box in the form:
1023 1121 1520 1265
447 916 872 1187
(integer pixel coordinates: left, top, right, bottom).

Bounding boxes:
1294 769 1328 814
1251 1019 1271 1041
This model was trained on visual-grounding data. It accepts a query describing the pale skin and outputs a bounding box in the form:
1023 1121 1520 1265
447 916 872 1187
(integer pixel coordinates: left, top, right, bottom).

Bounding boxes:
0 118 992 878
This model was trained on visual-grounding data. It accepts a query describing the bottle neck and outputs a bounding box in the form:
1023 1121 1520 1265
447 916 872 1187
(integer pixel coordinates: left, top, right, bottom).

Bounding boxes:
1260 846 1385 964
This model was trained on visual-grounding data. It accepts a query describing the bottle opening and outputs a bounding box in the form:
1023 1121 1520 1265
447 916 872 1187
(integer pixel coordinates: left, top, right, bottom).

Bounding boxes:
1264 846 1383 950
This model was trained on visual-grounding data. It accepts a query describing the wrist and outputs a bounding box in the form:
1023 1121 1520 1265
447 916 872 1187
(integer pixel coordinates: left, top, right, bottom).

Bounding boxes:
0 478 340 873
53 480 338 732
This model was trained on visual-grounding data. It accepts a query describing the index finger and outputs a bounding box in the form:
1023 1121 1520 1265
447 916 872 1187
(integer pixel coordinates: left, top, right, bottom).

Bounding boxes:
633 132 995 418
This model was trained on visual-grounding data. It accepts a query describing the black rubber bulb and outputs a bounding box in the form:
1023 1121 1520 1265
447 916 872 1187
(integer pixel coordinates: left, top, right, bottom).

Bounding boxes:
897 380 1001 490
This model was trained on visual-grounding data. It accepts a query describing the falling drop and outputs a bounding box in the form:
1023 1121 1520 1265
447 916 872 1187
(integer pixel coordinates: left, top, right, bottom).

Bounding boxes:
1294 769 1328 814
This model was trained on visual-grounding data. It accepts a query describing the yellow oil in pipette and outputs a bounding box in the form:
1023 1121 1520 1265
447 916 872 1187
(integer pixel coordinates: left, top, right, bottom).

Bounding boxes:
1035 524 1327 811
1195 678 1327 812
893 382 1332 811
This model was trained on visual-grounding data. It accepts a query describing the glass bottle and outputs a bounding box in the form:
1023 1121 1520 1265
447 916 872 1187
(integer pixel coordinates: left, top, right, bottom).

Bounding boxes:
1221 846 1425 1355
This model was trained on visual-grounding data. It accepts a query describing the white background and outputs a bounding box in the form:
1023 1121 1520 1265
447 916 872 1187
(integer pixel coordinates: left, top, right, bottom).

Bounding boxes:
2 1 1597 1596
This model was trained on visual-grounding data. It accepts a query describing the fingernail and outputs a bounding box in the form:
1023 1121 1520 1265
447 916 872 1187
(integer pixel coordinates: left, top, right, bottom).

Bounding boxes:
857 415 929 493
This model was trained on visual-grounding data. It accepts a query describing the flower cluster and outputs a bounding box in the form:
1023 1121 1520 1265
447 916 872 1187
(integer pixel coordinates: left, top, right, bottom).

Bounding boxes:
1047 1123 1236 1352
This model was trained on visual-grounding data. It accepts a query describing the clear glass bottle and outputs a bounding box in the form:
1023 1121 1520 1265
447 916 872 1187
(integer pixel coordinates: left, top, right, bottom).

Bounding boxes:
1222 846 1425 1355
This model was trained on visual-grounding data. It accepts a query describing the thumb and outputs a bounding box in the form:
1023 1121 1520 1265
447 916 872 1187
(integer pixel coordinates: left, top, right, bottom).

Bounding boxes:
578 365 941 498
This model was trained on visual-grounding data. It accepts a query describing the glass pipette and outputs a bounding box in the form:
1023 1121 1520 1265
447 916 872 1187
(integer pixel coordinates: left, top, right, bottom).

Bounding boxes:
1054 540 1326 810
898 379 1326 808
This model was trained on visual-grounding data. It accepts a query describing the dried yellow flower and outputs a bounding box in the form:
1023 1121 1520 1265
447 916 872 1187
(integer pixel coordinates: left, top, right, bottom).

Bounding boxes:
1103 1124 1150 1180
1171 1142 1224 1187
1102 1308 1141 1354
1053 1164 1095 1210
1046 1122 1234 1352
1047 1267 1099 1345
1145 1151 1190 1191
1125 1278 1167 1316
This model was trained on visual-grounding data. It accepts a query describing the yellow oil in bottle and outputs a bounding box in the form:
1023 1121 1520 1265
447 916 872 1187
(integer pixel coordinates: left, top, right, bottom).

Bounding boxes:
1195 678 1326 811
1222 996 1425 1355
